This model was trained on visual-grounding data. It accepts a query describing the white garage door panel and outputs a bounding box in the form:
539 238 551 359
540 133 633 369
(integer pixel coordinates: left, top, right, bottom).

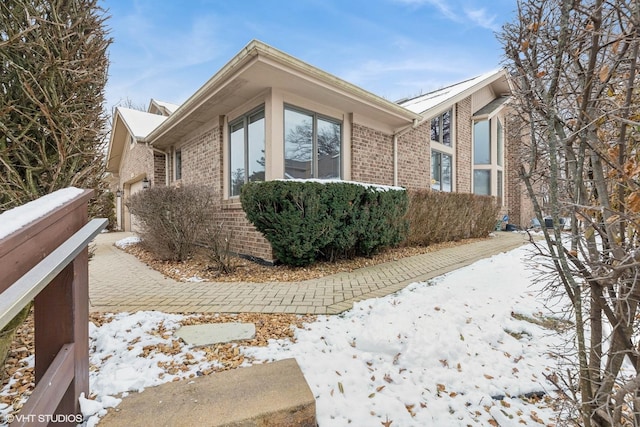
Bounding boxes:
129 180 144 233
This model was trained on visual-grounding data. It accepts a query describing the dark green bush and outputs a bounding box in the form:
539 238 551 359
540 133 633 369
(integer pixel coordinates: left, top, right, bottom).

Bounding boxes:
406 190 499 246
241 180 408 266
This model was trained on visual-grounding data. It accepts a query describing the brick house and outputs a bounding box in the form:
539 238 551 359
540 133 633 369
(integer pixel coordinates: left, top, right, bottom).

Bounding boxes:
106 40 533 262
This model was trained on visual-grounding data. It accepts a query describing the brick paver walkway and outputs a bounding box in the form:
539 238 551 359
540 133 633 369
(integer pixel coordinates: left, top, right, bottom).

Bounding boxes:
89 232 529 314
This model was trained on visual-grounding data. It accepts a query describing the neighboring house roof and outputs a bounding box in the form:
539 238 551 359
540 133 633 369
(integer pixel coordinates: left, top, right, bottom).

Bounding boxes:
148 99 180 115
106 107 169 173
398 69 511 118
147 40 422 148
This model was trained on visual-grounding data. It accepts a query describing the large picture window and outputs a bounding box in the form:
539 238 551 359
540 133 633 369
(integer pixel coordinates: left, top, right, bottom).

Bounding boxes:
431 151 452 192
284 106 341 179
229 107 265 197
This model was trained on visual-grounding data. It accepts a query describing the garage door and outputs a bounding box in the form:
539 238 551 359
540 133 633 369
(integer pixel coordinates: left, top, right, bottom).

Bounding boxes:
129 180 144 233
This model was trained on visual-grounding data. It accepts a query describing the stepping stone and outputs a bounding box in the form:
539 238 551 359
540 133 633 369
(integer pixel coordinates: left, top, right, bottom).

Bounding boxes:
99 358 316 427
175 323 255 346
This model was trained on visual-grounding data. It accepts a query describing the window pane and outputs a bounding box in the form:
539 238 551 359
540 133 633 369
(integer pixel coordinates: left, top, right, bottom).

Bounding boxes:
248 110 265 182
473 169 491 195
497 170 503 203
474 120 490 164
442 153 452 192
230 120 245 197
175 150 182 180
442 109 451 147
317 118 341 179
497 119 503 167
284 108 313 179
430 116 440 142
431 151 441 190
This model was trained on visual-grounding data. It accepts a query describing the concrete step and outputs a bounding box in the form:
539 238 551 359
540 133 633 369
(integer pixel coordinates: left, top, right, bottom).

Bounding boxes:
99 358 316 426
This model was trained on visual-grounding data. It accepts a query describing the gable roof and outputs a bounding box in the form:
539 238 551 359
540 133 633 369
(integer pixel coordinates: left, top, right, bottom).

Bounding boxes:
147 40 422 147
106 107 169 173
398 69 511 118
148 99 180 116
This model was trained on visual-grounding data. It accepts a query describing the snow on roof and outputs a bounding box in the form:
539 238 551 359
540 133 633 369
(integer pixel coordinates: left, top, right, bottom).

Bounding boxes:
0 187 85 240
116 107 168 139
398 69 504 115
150 99 180 114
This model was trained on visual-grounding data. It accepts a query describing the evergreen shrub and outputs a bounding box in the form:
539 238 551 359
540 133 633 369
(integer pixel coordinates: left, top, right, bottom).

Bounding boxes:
241 180 408 266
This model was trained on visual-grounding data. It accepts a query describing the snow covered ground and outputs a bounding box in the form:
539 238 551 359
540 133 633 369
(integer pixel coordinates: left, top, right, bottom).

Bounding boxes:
0 241 570 427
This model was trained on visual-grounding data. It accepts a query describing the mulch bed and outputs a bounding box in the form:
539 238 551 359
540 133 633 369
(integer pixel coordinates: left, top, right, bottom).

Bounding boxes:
123 237 489 283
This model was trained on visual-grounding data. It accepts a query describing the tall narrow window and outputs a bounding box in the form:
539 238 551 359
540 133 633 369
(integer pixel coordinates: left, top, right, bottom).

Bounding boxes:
473 120 490 164
431 151 452 192
229 107 265 197
497 119 503 167
175 149 182 180
430 109 452 147
284 105 341 179
497 170 503 205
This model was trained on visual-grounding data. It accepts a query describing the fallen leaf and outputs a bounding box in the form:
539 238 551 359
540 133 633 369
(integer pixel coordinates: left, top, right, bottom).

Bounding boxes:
338 382 344 394
484 374 494 380
381 416 393 427
405 403 416 417
384 374 393 383
376 385 386 392
437 383 446 392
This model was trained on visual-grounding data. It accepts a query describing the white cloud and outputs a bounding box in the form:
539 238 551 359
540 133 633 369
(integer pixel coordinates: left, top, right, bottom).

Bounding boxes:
465 8 501 31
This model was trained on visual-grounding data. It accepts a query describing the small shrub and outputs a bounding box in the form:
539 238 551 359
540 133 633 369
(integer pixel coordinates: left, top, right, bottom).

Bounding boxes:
241 180 408 266
202 222 235 274
406 190 499 246
126 185 214 261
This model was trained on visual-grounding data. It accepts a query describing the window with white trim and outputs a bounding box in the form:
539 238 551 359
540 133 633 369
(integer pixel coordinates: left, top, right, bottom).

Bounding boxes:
431 151 452 192
430 109 452 147
284 105 341 179
472 116 504 202
174 149 182 180
229 107 265 197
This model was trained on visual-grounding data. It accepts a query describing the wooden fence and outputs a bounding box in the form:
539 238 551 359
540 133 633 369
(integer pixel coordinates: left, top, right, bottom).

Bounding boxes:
0 190 106 426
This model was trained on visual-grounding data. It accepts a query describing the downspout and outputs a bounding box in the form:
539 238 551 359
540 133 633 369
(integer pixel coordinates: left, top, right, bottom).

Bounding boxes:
392 118 420 186
146 141 170 186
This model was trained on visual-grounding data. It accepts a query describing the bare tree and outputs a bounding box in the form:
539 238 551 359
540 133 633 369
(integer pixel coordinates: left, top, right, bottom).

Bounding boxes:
500 0 640 425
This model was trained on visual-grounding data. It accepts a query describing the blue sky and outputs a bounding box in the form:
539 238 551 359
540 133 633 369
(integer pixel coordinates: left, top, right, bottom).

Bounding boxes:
99 0 517 111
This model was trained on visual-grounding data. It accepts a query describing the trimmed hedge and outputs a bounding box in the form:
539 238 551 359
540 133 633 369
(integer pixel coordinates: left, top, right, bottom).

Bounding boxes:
406 190 499 246
241 180 408 266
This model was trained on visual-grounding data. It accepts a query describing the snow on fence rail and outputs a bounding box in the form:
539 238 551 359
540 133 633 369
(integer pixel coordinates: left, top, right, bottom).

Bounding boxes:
0 189 106 426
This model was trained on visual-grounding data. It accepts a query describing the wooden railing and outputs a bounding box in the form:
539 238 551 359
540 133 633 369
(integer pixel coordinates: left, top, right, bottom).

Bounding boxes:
0 190 107 426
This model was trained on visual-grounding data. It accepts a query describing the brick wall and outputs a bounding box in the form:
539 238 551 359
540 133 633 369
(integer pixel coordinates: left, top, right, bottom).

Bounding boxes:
177 122 274 262
397 122 430 190
351 123 394 185
153 153 165 186
120 142 154 185
455 96 472 193
506 115 535 228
